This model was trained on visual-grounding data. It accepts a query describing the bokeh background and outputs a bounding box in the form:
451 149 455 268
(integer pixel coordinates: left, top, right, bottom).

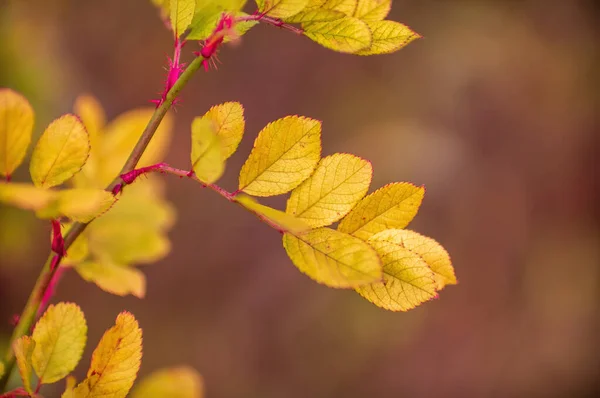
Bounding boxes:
1 0 599 397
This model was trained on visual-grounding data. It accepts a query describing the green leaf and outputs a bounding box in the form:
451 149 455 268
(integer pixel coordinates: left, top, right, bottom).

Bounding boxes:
32 303 87 384
353 0 390 21
238 116 321 197
187 0 246 40
30 114 89 188
190 118 225 184
76 261 146 298
13 336 36 394
0 182 57 211
71 312 142 398
0 88 34 178
376 229 457 290
202 102 245 159
338 182 424 240
235 194 310 234
286 153 372 228
283 227 382 288
356 229 437 311
256 0 310 19
356 20 420 55
303 16 372 53
284 8 345 23
130 366 204 398
226 13 259 42
170 0 196 37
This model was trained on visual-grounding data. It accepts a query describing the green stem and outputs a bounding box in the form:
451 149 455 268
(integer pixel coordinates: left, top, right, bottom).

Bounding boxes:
0 55 206 392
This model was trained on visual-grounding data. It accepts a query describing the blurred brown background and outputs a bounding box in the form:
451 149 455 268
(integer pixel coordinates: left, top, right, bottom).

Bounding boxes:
1 0 599 397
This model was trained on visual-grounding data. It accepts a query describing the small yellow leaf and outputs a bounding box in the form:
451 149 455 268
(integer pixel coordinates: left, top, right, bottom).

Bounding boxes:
13 336 36 394
170 0 196 37
338 182 424 240
73 94 105 148
235 194 310 234
283 227 382 288
284 8 345 23
190 117 225 184
30 114 89 188
303 16 372 53
356 229 437 311
76 261 146 298
72 312 142 398
353 0 390 21
356 20 421 55
0 88 34 178
32 303 87 384
202 102 245 159
0 182 57 211
256 0 310 19
54 189 116 223
377 229 456 290
130 366 204 398
61 375 77 398
286 153 372 228
320 0 356 15
239 116 321 197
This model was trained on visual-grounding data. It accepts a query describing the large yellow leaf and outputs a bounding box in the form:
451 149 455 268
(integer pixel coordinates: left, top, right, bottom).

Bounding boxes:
283 227 382 288
285 8 345 23
256 0 310 19
337 182 424 240
353 0 390 21
32 303 87 384
378 229 456 290
30 115 89 188
303 16 372 53
190 117 225 184
320 0 356 15
286 153 372 228
76 261 146 298
54 189 116 223
0 182 57 211
356 229 437 311
71 312 142 398
202 102 245 159
13 336 36 394
130 366 204 398
235 194 310 234
357 20 420 55
100 109 173 186
0 89 34 177
170 0 196 37
238 116 321 197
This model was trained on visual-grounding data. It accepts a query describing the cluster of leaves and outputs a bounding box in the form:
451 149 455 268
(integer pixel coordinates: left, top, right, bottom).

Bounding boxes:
0 89 175 298
6 302 203 398
180 99 457 311
153 0 420 55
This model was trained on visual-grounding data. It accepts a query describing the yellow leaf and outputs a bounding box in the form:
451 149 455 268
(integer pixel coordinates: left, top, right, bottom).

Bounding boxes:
356 20 421 55
378 229 456 290
61 375 77 398
235 194 310 234
286 153 372 228
353 0 390 21
202 102 245 159
55 189 116 223
73 94 105 149
130 366 204 398
256 0 310 19
303 16 372 53
238 116 321 197
320 0 357 15
170 0 196 37
76 261 146 298
100 109 173 186
72 312 142 398
0 360 4 379
32 303 87 384
356 229 437 311
0 88 34 178
190 117 225 184
0 182 57 211
30 115 90 188
338 182 424 240
284 8 345 23
13 336 36 394
283 227 382 288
